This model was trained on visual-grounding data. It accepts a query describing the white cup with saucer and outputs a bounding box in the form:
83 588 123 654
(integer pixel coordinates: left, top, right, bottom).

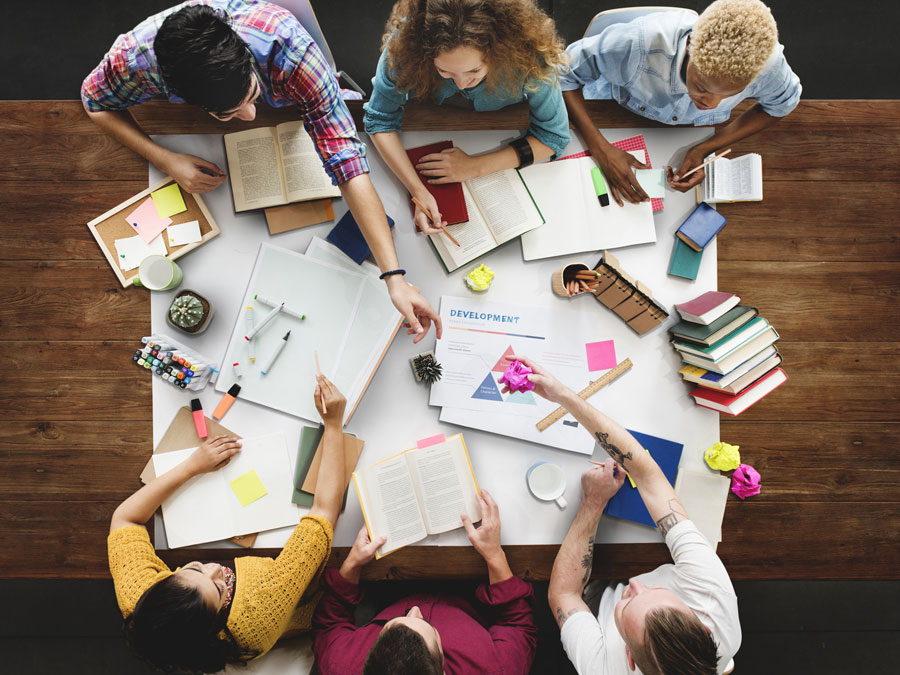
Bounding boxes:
527 461 568 509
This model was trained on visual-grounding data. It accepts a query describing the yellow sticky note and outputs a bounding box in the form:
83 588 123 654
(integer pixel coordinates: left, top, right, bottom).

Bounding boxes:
229 469 268 507
151 183 188 218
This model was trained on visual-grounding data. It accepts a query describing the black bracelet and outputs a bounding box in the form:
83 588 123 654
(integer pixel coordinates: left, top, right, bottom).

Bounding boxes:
379 269 406 280
510 137 534 168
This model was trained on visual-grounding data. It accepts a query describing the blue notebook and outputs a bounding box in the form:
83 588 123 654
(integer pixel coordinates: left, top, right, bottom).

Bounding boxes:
675 202 727 251
603 430 684 528
668 237 704 280
327 210 395 265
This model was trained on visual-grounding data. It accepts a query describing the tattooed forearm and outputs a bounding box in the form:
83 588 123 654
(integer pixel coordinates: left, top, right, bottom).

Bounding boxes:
595 431 633 466
655 498 689 536
580 536 595 585
556 606 584 628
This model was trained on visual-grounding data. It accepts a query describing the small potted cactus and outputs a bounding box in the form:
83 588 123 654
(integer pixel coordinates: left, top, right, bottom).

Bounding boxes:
410 352 443 384
167 289 214 334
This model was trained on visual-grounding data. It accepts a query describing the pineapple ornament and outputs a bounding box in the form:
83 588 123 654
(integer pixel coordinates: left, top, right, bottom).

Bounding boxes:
166 289 215 334
410 352 443 384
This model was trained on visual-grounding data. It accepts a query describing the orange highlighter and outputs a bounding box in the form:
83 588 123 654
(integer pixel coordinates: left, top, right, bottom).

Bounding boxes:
213 384 241 420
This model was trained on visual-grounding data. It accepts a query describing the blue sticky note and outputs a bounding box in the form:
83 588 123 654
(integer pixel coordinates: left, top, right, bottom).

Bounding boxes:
327 210 395 264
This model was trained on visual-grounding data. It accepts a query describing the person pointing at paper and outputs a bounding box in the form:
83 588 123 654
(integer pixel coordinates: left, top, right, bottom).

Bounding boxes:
106 376 349 672
81 1 441 342
512 355 741 675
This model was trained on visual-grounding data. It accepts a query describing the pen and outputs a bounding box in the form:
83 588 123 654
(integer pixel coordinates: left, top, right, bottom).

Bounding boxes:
412 196 461 247
245 306 256 362
260 330 291 376
314 350 327 414
590 167 610 207
675 148 732 180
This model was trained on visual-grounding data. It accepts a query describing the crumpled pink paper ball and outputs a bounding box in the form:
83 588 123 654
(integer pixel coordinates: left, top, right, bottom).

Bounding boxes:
498 359 535 393
731 463 761 500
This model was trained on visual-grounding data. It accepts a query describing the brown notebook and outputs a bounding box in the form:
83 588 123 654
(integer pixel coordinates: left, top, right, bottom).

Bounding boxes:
264 199 334 235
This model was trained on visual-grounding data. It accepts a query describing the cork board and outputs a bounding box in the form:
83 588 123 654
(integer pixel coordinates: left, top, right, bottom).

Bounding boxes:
87 176 220 287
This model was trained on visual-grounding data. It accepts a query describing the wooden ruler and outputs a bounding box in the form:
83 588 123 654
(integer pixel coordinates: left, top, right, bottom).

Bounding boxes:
535 358 633 431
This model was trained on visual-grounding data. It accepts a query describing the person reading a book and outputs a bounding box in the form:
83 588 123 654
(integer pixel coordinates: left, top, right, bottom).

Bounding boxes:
513 356 742 675
107 376 348 672
560 0 801 204
81 1 441 343
312 489 538 674
364 0 570 234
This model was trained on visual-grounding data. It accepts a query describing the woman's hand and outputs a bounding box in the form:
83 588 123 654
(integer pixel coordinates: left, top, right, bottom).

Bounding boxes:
507 354 572 404
589 144 649 206
339 525 387 584
666 145 707 192
411 189 446 235
416 147 481 183
184 435 242 476
581 460 626 516
315 374 346 426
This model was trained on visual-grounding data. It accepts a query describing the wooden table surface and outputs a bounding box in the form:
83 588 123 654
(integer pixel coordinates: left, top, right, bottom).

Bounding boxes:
1 100 898 580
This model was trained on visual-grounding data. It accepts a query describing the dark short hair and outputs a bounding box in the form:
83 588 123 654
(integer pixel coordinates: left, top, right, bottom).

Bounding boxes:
632 606 719 675
363 623 444 675
125 574 239 672
154 5 253 114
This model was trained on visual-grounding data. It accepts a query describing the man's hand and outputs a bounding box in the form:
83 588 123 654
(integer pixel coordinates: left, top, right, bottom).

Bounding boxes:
185 435 242 476
666 145 707 192
416 147 481 184
462 489 513 584
412 189 447 235
314 374 346 426
507 354 571 403
384 276 443 344
581 460 625 516
339 526 386 584
161 152 227 193
589 143 649 206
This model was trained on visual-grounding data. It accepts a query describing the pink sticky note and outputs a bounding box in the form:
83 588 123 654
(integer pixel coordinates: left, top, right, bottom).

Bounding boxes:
416 434 446 449
124 197 173 244
585 340 617 371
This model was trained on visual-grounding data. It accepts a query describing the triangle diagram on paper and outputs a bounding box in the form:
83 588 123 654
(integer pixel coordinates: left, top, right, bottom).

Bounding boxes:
506 390 537 405
472 372 504 401
492 346 516 373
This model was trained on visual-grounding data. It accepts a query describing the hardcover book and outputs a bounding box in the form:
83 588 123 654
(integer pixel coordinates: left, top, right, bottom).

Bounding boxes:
675 202 727 251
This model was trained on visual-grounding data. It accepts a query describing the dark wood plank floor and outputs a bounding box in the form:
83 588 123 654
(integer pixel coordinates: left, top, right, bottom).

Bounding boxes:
0 100 897 580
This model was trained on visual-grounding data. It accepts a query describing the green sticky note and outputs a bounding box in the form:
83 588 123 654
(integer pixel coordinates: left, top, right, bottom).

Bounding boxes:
229 469 268 507
151 183 188 218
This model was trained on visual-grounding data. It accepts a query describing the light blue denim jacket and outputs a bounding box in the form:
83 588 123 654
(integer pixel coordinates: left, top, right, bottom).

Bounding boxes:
559 11 801 126
364 48 571 158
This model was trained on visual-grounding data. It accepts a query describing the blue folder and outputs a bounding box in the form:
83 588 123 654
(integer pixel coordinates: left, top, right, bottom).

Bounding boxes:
327 210 394 264
603 430 684 528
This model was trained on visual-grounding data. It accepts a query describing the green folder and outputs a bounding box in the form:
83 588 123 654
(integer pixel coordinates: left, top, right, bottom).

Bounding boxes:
291 424 353 511
668 237 704 280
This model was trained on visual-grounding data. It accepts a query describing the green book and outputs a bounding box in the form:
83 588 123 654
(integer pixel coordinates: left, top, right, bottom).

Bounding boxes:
292 425 325 507
670 305 759 345
668 237 704 280
673 317 769 361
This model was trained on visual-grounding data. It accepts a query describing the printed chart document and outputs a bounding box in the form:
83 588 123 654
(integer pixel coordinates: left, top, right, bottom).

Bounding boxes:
701 153 763 203
430 296 617 454
519 156 655 260
353 434 481 558
152 433 298 548
224 121 340 211
428 169 544 272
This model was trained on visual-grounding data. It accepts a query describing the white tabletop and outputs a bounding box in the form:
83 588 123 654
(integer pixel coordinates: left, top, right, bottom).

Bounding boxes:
149 126 719 550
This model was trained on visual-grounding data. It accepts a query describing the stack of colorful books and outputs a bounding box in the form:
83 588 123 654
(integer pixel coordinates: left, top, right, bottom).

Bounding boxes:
671 291 787 415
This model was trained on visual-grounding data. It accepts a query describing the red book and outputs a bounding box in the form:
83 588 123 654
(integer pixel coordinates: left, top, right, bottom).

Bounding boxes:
405 141 468 226
675 291 740 325
691 367 788 416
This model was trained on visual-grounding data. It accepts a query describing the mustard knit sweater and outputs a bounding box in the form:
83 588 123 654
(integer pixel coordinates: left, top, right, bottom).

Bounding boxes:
108 515 333 659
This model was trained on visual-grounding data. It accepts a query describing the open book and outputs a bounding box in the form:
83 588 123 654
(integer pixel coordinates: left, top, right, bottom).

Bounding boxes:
352 434 480 558
427 170 544 272
701 153 763 203
224 121 340 212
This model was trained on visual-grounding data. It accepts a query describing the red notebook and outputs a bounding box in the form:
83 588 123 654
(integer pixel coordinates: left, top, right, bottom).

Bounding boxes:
691 367 787 416
405 141 468 226
675 291 740 325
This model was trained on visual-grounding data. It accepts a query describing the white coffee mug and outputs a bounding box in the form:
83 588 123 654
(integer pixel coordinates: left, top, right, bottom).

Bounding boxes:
133 255 183 291
527 461 568 509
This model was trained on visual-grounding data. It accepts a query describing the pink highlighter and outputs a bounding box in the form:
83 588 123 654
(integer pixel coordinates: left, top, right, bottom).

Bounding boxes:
190 398 208 439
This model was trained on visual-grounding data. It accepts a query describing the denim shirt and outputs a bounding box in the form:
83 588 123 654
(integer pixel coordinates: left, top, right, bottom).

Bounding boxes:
559 10 801 126
364 48 571 158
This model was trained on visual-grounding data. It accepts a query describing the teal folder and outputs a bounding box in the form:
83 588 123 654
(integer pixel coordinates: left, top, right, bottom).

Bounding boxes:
668 237 704 280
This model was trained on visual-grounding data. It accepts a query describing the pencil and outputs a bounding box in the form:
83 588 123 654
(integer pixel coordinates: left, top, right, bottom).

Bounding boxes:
590 460 621 477
411 196 460 247
579 280 591 293
314 351 327 414
677 148 732 180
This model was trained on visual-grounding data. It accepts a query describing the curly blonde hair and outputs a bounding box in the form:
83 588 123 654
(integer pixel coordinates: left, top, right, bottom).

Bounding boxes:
691 0 778 85
381 0 567 100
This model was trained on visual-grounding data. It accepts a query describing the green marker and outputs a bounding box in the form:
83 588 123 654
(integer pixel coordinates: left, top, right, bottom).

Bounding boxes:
590 167 610 207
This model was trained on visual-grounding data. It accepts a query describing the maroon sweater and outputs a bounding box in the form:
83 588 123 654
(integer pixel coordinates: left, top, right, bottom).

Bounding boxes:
312 568 537 674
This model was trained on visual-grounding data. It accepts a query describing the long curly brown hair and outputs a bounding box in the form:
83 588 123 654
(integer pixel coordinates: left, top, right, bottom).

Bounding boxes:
382 0 567 101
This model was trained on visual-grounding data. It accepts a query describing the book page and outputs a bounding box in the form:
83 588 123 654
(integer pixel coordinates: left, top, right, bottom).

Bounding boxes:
356 455 427 556
466 168 544 243
428 183 497 271
405 436 480 535
711 154 762 201
275 121 341 202
224 127 287 211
